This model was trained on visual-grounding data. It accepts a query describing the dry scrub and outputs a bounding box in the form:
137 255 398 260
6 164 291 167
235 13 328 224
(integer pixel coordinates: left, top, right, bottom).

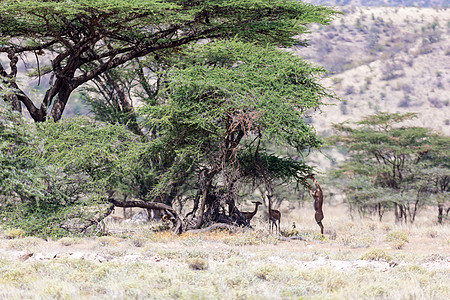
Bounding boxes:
0 206 449 299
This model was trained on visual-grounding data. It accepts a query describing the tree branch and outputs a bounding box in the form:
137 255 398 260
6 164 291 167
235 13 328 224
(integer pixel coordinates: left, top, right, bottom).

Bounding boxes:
108 198 183 233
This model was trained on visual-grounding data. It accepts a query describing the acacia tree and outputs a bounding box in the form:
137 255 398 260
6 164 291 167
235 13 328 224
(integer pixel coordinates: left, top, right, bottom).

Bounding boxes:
1 39 333 235
330 113 449 223
0 0 336 122
129 40 332 230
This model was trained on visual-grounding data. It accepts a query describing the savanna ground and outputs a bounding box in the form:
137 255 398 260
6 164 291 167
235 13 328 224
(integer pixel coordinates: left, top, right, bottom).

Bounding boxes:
0 205 449 299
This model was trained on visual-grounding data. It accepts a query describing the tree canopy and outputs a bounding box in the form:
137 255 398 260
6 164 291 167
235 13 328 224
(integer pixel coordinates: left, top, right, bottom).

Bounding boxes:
0 103 144 236
137 40 331 228
0 0 337 122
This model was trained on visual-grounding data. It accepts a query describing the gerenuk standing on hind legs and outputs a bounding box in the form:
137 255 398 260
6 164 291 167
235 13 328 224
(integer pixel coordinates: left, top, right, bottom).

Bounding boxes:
306 175 324 234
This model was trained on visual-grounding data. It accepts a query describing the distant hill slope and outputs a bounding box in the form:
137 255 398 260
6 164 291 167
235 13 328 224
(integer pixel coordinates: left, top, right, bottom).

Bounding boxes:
300 6 449 137
306 0 448 8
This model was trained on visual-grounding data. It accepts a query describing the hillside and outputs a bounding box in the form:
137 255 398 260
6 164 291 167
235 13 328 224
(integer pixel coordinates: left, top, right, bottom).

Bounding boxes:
299 6 449 137
307 0 448 8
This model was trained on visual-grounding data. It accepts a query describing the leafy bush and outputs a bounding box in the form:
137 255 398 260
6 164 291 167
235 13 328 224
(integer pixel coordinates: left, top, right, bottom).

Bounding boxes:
3 228 25 239
0 107 145 237
58 237 81 246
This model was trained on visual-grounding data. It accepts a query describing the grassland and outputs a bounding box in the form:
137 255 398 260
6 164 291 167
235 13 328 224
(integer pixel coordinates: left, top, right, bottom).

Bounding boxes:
0 205 448 299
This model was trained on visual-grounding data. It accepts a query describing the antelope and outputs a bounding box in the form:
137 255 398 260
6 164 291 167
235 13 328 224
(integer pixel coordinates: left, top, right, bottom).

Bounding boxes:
241 201 263 225
267 194 281 235
306 175 324 234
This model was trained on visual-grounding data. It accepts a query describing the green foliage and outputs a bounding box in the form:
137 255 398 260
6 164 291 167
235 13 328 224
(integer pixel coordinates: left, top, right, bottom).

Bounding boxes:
238 151 314 185
188 258 209 271
3 228 25 239
36 117 143 190
0 0 335 46
150 41 329 148
385 231 409 249
141 40 333 195
0 105 147 237
0 104 63 236
2 1 340 233
0 102 51 201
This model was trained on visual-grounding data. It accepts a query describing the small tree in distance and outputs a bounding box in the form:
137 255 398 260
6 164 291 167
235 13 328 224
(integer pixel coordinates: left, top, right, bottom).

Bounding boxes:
329 112 449 224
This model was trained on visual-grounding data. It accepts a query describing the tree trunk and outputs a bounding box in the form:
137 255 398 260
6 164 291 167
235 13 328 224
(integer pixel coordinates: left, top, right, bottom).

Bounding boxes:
185 190 201 219
6 94 22 113
109 74 143 136
394 203 400 223
409 199 420 224
377 203 383 222
51 80 73 121
195 178 213 229
401 204 407 223
438 205 444 224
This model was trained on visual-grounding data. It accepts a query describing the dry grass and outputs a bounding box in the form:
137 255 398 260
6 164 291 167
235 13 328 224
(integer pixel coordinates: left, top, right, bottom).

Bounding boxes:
0 206 449 299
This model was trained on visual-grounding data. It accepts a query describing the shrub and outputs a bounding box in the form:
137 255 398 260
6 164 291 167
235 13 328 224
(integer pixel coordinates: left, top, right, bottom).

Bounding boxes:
428 98 443 108
58 237 81 246
188 258 209 271
3 228 25 239
398 95 411 108
337 234 373 248
281 228 300 237
7 236 44 250
254 265 280 281
0 112 145 238
345 85 355 95
97 236 120 247
386 231 409 249
360 249 393 262
425 229 438 238
130 237 146 248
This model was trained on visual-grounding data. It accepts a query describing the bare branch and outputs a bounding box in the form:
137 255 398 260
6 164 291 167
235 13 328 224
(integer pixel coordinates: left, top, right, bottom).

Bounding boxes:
108 198 183 233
